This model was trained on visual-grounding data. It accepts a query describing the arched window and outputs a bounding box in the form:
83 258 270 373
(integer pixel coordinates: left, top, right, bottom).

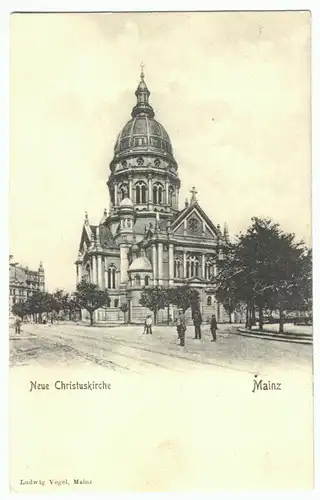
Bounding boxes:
152 183 163 204
107 298 111 307
168 186 174 206
119 184 128 201
174 259 181 278
135 182 147 204
114 299 119 308
207 296 212 306
107 265 117 289
85 264 91 283
205 262 212 280
141 185 147 203
187 256 200 278
135 275 141 287
144 276 149 286
195 261 199 277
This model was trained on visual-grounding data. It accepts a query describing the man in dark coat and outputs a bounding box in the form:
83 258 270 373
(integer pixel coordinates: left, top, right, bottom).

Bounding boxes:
193 310 203 339
210 314 218 341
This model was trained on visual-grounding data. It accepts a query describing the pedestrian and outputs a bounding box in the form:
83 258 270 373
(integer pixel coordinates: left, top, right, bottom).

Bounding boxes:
143 317 147 334
210 314 218 342
14 317 21 335
176 309 186 346
146 315 153 335
193 310 203 339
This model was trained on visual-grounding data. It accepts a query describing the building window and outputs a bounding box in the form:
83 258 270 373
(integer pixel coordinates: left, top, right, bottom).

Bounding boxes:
153 183 163 205
168 186 174 206
119 184 128 200
107 298 111 307
135 275 141 287
107 266 116 289
207 296 212 306
144 276 149 286
174 260 181 278
135 182 147 204
186 256 200 278
205 262 213 280
114 299 119 308
12 297 16 304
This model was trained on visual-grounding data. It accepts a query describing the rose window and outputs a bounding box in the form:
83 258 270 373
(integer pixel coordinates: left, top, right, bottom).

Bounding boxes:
188 218 199 232
137 157 144 166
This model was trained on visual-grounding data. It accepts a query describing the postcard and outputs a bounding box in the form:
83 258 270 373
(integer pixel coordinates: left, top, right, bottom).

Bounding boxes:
9 11 313 492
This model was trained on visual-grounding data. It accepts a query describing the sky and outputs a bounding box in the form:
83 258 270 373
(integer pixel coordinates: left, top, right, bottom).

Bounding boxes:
9 11 311 292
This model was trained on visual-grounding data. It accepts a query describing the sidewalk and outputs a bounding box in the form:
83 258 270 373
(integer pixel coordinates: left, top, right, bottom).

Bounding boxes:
235 324 313 345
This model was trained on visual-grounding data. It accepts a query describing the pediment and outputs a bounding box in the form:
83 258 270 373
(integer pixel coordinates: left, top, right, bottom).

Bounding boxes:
185 276 207 284
171 202 219 240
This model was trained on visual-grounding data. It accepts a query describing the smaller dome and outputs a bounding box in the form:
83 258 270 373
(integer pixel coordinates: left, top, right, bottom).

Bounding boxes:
129 256 152 272
119 197 134 207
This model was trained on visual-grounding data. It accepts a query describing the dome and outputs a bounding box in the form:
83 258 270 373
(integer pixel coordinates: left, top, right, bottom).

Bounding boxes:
119 197 134 208
128 256 153 272
114 115 173 159
113 70 175 161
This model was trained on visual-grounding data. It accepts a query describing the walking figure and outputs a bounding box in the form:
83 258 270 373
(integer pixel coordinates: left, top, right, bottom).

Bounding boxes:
193 310 203 339
176 309 186 346
210 314 218 341
145 315 153 335
14 317 21 335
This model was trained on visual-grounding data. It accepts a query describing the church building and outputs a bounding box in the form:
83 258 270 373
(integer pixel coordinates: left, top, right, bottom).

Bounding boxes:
75 69 230 324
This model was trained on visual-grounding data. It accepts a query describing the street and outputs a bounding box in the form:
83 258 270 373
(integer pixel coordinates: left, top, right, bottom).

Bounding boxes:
9 322 313 491
10 322 313 377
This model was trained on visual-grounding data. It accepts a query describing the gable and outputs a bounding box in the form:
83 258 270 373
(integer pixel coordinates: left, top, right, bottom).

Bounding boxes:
171 203 219 240
79 226 92 252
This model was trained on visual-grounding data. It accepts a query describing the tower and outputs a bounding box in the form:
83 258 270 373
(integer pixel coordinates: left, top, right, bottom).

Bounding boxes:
106 67 181 242
38 261 45 292
115 196 136 285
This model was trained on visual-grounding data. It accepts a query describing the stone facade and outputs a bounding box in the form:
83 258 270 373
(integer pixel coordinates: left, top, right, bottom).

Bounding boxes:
9 256 45 312
76 70 231 324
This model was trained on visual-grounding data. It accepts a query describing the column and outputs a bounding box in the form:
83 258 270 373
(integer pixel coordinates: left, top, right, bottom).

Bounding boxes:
158 243 163 285
165 178 169 205
213 259 217 278
148 174 152 209
176 187 179 209
183 251 187 279
97 255 102 289
129 176 133 200
92 256 97 284
120 245 129 284
201 254 206 279
168 243 174 285
152 244 157 285
114 183 118 206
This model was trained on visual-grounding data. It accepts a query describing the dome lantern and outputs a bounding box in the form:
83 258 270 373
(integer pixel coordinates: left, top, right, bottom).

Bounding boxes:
131 63 155 119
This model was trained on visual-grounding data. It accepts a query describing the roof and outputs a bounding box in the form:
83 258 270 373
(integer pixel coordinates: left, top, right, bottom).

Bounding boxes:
128 256 152 272
119 197 134 208
99 225 118 249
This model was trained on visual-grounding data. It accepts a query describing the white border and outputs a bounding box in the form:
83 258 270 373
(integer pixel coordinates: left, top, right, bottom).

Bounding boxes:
1 2 319 500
